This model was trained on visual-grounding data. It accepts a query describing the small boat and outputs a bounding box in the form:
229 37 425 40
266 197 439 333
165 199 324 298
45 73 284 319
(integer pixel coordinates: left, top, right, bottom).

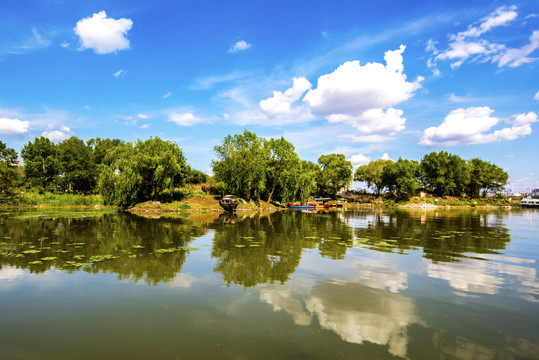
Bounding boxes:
219 195 238 212
521 198 539 207
287 204 316 210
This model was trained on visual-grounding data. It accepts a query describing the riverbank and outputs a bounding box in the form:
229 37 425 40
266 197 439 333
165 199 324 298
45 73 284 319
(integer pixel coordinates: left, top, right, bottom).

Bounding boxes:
1 191 522 212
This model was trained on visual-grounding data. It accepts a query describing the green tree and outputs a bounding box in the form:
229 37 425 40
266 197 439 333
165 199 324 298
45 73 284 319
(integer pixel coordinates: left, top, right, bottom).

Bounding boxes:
354 159 393 195
185 167 209 184
0 141 20 196
420 151 469 197
58 137 96 192
87 137 123 166
212 130 268 201
381 158 420 200
264 137 301 204
295 160 320 203
20 137 59 191
317 154 353 197
466 158 508 198
97 138 187 207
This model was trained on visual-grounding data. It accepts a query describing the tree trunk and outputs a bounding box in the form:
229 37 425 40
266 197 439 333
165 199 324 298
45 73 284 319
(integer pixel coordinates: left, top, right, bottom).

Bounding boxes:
267 185 276 205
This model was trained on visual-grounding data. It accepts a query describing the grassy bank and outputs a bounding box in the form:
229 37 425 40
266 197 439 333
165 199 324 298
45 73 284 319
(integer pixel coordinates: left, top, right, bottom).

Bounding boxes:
0 192 105 207
380 196 519 208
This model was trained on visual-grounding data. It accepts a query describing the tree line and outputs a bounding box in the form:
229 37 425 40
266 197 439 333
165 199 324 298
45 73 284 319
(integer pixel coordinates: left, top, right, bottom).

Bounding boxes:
0 130 507 206
354 152 508 200
0 136 206 207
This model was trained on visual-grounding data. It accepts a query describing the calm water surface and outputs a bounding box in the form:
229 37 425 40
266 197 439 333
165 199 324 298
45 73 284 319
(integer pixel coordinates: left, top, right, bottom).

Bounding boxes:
1 208 538 359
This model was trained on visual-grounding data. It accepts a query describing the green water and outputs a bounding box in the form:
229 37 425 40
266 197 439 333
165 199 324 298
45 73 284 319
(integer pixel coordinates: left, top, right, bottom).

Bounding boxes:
1 208 538 359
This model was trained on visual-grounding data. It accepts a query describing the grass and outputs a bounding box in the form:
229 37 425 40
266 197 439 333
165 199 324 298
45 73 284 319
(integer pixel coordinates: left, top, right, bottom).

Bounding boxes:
1 191 105 207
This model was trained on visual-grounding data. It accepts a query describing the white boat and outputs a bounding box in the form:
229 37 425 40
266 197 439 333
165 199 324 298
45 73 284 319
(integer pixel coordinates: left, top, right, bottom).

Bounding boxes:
521 198 539 207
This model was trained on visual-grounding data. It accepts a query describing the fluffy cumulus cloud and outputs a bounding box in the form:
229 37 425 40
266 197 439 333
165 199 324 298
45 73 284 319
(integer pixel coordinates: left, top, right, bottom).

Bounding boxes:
42 126 73 142
348 154 371 167
74 11 133 54
303 45 422 139
429 5 539 70
168 112 202 126
0 117 30 136
260 77 312 116
535 91 539 101
420 107 536 147
227 40 251 54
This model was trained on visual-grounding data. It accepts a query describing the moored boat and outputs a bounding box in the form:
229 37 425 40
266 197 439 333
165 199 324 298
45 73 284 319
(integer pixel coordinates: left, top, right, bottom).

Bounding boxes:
219 195 238 212
521 198 539 207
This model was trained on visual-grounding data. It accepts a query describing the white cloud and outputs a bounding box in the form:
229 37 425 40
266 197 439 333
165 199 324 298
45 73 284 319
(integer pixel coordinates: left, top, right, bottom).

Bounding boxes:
140 124 150 129
113 69 125 78
535 91 539 101
420 107 534 147
260 77 312 116
456 5 517 40
227 40 251 54
163 92 172 99
303 45 422 136
42 126 73 142
168 112 202 126
431 5 539 69
348 154 371 167
74 11 133 54
137 113 149 119
513 112 537 125
436 40 503 69
380 153 393 161
494 30 539 67
0 117 30 136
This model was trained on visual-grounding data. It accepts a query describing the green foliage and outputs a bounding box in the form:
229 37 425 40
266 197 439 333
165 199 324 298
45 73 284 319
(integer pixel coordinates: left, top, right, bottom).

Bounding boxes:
0 141 21 196
21 136 59 192
97 138 187 207
264 137 301 203
185 167 209 184
295 160 320 203
354 159 393 195
212 130 268 200
466 158 508 198
381 158 420 200
317 154 353 197
420 151 469 196
87 137 123 166
58 137 96 193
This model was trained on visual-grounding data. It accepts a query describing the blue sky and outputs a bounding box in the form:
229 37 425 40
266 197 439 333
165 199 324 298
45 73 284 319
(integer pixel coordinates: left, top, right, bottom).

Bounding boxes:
0 0 538 191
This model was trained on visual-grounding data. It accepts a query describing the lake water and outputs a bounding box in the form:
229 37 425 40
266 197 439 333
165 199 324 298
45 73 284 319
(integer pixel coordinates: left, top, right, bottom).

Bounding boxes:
1 208 538 359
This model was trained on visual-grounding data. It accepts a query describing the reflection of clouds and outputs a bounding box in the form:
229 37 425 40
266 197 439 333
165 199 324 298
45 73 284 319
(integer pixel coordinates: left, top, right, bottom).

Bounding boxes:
259 286 311 325
166 273 199 289
427 261 502 294
260 279 419 358
0 267 26 290
0 267 25 281
306 281 418 358
426 254 538 301
345 213 391 229
357 268 408 293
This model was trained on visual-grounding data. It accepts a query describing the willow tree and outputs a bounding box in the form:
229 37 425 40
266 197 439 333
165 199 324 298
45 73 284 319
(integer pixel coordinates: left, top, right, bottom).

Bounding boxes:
212 130 268 201
264 137 300 204
98 137 187 207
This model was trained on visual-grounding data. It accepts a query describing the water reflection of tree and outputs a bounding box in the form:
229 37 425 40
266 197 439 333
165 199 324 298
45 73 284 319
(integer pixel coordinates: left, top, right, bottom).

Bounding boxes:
211 211 355 287
349 209 511 262
0 212 209 285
